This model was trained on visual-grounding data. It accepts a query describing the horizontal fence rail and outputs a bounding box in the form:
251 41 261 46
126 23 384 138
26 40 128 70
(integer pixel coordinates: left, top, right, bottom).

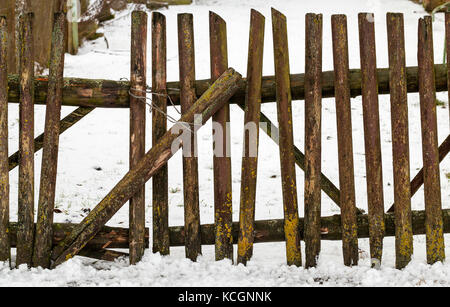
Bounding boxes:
6 209 450 249
5 64 449 108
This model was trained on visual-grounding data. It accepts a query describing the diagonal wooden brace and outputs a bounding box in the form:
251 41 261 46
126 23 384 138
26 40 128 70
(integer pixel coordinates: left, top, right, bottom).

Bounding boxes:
387 134 450 213
8 106 95 171
236 103 351 212
50 68 242 268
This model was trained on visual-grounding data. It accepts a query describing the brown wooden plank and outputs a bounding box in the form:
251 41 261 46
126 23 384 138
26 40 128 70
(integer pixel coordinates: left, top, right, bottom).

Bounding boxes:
358 13 385 266
9 208 450 250
129 10 147 265
418 16 445 264
177 13 201 261
271 8 302 267
446 12 450 128
209 11 233 261
0 16 10 264
152 11 169 256
237 9 265 266
4 63 449 108
50 68 242 268
331 14 358 267
386 12 413 270
16 12 35 268
304 13 323 268
33 11 66 269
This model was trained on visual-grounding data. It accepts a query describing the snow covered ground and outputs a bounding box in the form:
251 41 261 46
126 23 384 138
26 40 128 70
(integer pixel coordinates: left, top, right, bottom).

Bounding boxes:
1 0 450 286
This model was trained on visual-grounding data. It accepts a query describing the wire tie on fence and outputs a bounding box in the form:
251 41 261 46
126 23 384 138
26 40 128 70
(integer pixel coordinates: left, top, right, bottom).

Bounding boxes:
128 87 195 134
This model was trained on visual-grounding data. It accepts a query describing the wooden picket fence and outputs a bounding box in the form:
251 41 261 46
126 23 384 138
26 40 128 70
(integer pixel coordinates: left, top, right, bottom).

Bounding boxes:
0 8 449 271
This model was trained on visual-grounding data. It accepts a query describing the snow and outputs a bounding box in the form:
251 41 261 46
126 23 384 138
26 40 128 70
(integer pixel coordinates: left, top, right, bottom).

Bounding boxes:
1 0 450 286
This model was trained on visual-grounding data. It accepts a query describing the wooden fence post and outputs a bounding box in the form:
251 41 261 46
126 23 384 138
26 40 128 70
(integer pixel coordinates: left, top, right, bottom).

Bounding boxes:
33 11 66 268
418 16 445 264
304 13 323 268
0 16 10 265
50 68 242 268
177 13 201 261
358 13 385 266
386 13 413 269
209 11 233 262
331 14 358 267
237 9 265 265
271 8 302 267
16 12 34 268
129 10 147 265
152 12 170 256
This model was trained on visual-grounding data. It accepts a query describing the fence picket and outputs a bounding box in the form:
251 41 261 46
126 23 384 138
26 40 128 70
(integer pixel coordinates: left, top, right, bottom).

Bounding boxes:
271 8 302 267
418 16 445 264
358 13 385 266
33 11 66 268
0 16 9 264
446 12 450 128
237 9 265 265
16 12 35 268
386 12 413 269
129 10 147 264
178 13 202 261
152 12 170 256
331 14 358 267
304 13 323 268
209 12 234 261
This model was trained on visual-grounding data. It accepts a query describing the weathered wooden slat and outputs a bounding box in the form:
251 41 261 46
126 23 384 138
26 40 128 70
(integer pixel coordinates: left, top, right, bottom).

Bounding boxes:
237 9 265 266
5 64 449 108
0 16 10 264
129 10 147 265
386 12 413 270
152 11 170 256
418 16 445 265
358 12 385 266
8 209 450 249
178 13 201 261
331 14 358 267
50 68 242 268
304 13 323 268
33 11 66 269
210 11 233 262
16 12 35 268
271 8 302 267
446 12 450 128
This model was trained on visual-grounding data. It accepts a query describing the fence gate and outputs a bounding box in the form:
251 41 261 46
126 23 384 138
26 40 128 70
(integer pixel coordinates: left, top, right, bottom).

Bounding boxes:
0 7 449 271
